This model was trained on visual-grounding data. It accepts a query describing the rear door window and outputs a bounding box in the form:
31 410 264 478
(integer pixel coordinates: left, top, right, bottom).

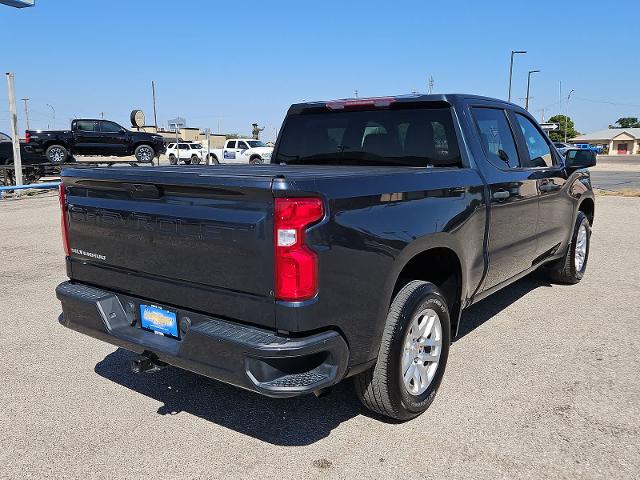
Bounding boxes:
75 120 99 132
226 141 236 149
237 141 249 149
471 108 520 169
514 113 554 168
275 107 462 167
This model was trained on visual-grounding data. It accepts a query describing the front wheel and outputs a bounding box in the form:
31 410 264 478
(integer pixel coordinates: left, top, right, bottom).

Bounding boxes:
45 144 68 163
191 155 201 165
353 280 450 421
544 211 591 284
249 156 263 165
134 144 155 163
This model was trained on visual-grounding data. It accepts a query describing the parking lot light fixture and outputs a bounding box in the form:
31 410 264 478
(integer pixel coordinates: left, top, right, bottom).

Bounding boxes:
508 50 527 102
525 70 540 111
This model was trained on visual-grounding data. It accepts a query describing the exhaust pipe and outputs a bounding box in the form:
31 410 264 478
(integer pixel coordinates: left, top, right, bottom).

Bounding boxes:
130 353 167 374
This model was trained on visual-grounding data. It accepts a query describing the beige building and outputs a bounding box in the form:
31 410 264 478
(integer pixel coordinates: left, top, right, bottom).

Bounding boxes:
136 125 227 148
571 128 640 155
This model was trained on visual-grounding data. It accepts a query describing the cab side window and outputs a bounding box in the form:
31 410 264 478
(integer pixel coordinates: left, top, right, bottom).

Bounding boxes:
75 120 99 132
472 108 520 168
514 113 554 168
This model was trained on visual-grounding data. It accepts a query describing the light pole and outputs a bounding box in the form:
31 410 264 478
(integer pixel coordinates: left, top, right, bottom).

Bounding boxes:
46 103 55 129
20 97 30 130
525 70 540 111
565 89 575 143
508 50 527 102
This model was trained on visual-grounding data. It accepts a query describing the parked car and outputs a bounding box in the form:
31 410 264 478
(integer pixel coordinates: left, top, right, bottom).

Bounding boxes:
207 138 273 164
166 142 208 165
574 143 603 154
56 94 596 421
553 142 573 156
25 119 166 164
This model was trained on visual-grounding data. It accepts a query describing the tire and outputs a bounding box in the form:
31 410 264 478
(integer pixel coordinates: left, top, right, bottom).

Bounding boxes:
191 155 201 165
210 155 219 165
45 144 68 164
184 158 192 165
354 280 451 421
544 211 591 284
249 156 263 165
168 154 178 165
134 144 155 163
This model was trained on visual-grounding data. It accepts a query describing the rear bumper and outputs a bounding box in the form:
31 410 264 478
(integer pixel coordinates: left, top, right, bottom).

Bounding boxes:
56 281 349 397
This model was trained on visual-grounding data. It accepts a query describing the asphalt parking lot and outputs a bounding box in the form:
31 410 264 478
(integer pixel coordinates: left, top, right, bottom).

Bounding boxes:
1 194 639 479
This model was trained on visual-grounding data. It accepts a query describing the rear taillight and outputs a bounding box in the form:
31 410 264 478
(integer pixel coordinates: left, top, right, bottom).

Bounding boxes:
58 183 70 256
25 131 30 143
274 197 324 301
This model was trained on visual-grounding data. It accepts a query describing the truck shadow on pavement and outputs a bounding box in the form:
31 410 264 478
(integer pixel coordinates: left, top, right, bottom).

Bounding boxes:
456 273 553 339
94 273 551 446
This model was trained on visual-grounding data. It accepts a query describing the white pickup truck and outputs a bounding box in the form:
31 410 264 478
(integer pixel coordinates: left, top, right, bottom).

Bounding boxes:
208 139 273 165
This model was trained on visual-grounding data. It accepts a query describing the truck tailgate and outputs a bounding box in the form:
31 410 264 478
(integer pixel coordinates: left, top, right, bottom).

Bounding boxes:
61 166 277 327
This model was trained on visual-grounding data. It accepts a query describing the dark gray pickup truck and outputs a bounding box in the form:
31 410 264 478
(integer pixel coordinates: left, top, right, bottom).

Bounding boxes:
56 94 596 420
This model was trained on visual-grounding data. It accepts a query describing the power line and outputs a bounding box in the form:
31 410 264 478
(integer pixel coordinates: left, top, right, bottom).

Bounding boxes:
573 96 640 109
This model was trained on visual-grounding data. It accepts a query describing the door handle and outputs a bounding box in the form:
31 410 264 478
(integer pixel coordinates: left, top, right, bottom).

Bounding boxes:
539 183 559 192
493 190 510 201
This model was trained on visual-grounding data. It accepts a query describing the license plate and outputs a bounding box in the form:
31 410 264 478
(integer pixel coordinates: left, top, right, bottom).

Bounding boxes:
140 304 178 338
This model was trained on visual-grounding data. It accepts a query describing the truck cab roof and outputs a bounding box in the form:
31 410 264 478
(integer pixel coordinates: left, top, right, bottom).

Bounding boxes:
288 93 520 114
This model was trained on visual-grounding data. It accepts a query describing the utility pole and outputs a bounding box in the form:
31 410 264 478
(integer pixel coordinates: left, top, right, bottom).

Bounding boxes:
151 80 158 129
508 50 527 102
6 73 23 189
46 103 55 129
537 108 545 123
100 111 105 119
428 76 434 94
525 70 540 111
354 89 358 98
20 97 30 130
565 89 574 143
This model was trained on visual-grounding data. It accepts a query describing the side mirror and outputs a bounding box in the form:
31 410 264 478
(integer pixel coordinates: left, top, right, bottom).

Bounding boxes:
565 149 597 170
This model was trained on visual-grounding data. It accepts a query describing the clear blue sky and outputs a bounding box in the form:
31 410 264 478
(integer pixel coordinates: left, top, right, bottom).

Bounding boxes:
1 0 639 140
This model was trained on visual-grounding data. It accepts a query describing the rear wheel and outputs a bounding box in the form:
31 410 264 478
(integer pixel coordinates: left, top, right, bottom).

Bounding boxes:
353 280 450 421
134 144 155 163
168 154 178 165
249 156 263 165
544 211 591 284
184 158 192 165
45 144 68 163
209 154 219 165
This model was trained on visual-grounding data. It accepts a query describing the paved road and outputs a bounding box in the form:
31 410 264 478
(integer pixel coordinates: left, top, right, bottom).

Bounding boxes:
597 154 640 167
590 171 640 191
1 195 639 479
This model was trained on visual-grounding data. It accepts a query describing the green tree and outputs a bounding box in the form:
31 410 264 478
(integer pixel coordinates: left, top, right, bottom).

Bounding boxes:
547 114 579 142
609 117 640 129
